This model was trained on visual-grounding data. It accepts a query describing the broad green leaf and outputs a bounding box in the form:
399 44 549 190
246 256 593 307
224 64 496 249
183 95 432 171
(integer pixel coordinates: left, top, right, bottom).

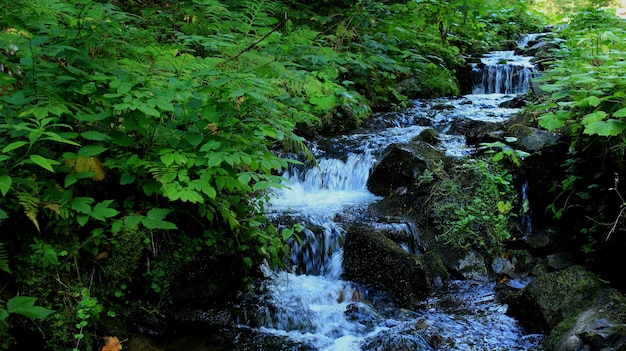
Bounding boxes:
185 133 204 147
110 132 134 147
6 296 54 320
141 208 177 229
77 214 89 227
77 82 97 95
581 111 607 125
540 83 565 93
613 108 626 118
0 174 12 196
78 145 107 157
71 197 93 214
253 180 273 191
578 95 602 108
160 153 176 166
111 219 123 234
64 174 77 187
146 208 172 221
538 112 565 131
0 309 8 322
74 111 111 122
29 155 58 172
80 131 111 141
137 105 160 117
199 182 217 199
124 215 143 228
2 141 29 153
199 140 221 151
91 200 119 221
116 82 133 94
309 95 336 110
120 172 135 185
238 173 252 185
584 120 626 136
207 153 223 167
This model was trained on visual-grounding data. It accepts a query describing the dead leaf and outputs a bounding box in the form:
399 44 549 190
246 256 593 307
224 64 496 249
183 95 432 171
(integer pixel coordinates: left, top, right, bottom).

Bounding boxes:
101 336 122 351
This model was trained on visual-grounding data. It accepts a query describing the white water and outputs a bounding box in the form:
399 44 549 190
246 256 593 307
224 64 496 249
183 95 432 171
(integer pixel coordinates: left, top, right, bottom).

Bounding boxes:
472 51 540 94
249 51 545 350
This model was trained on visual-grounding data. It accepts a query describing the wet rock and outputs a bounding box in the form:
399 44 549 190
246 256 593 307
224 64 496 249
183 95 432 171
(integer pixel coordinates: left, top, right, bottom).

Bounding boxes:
508 265 606 332
553 291 626 351
499 94 530 108
492 257 516 276
366 142 447 196
446 117 503 145
412 128 440 146
506 124 563 152
547 253 575 271
456 251 489 281
342 224 439 309
345 303 382 329
361 320 437 351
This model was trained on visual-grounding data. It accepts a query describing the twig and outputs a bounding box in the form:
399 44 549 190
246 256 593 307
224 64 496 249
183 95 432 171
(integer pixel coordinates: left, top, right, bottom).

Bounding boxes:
221 13 288 65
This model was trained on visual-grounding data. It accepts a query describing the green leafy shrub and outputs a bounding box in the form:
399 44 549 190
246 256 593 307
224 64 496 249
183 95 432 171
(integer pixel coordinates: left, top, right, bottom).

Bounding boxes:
427 157 517 256
528 8 626 258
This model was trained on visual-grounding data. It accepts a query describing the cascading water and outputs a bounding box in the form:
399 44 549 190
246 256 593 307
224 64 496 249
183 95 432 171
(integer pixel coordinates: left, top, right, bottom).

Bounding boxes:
165 49 547 350
471 51 540 94
241 49 546 350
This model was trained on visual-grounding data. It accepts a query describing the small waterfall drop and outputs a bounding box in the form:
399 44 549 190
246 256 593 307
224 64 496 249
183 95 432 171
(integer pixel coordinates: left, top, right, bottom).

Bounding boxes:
471 51 539 94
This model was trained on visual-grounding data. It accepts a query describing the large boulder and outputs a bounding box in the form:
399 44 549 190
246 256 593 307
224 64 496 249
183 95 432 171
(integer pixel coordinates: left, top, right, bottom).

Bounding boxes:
508 265 606 332
552 291 626 351
342 224 447 309
366 141 448 196
505 124 563 152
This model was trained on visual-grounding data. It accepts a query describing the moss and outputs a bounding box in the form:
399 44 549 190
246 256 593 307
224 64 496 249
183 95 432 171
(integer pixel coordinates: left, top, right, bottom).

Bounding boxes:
547 314 580 348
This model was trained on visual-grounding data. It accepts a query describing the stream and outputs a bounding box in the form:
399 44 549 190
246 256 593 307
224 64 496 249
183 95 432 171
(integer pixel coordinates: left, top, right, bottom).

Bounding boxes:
166 40 545 350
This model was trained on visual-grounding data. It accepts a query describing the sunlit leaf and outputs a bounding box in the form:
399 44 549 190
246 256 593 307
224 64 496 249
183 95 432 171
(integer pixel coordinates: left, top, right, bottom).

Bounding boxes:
584 119 626 136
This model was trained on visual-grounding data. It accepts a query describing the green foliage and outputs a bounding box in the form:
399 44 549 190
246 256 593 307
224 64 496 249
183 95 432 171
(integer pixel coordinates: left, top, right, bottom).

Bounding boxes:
0 243 8 273
0 0 550 349
529 9 626 257
534 9 626 141
427 157 517 256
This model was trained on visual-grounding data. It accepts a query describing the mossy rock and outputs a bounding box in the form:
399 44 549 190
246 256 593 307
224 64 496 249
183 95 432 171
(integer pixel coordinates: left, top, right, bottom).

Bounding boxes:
412 128 440 146
508 265 606 332
551 290 626 351
342 224 444 309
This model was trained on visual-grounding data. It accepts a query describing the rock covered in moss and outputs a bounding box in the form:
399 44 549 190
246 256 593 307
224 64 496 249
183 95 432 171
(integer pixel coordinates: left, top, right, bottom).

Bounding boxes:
552 291 626 351
342 224 447 309
508 265 606 332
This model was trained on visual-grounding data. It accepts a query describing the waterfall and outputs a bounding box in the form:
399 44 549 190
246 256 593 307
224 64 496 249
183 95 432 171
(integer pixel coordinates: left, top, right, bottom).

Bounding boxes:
471 51 539 94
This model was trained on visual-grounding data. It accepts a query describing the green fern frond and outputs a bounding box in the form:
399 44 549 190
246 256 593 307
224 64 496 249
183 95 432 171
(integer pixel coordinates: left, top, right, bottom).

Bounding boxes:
0 242 10 273
241 0 280 36
281 137 318 168
17 192 41 232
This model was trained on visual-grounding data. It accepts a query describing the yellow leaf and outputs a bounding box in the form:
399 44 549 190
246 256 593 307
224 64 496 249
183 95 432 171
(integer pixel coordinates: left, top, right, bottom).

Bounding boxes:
101 336 122 351
66 156 106 181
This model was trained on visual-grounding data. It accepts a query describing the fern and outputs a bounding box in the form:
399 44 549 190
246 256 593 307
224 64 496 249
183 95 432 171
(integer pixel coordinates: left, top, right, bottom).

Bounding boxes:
241 0 279 36
0 242 10 273
17 192 41 232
